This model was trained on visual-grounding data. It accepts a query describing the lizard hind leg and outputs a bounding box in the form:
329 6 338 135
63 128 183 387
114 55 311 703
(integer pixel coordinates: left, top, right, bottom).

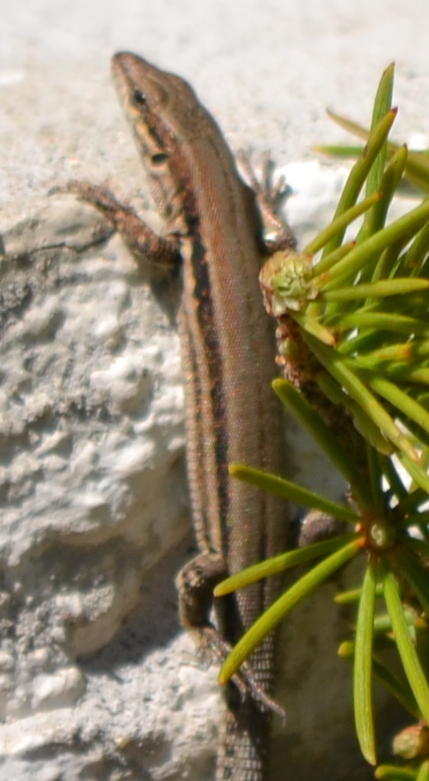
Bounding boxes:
176 552 285 719
176 551 228 643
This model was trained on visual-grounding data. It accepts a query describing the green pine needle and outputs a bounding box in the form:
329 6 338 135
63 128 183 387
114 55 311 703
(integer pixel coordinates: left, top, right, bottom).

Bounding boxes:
354 561 378 764
218 537 363 685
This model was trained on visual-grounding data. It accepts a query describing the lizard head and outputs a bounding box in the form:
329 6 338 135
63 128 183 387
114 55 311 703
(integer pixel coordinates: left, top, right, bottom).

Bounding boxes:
111 52 217 170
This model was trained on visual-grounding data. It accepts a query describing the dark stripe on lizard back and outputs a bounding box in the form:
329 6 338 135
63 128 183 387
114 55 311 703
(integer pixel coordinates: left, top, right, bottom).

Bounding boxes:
187 229 230 547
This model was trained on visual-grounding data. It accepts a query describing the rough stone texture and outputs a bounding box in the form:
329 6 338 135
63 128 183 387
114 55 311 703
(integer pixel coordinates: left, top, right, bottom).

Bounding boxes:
0 197 202 780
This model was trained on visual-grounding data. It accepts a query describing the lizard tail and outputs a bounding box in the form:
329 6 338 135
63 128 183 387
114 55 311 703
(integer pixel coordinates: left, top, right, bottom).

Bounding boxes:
216 693 271 781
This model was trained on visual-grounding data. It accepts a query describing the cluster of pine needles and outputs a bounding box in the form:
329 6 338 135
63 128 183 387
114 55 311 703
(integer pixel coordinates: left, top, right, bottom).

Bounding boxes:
217 64 429 779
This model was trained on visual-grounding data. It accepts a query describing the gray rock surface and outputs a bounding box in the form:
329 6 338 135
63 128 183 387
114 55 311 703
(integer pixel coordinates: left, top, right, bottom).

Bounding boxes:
0 199 195 779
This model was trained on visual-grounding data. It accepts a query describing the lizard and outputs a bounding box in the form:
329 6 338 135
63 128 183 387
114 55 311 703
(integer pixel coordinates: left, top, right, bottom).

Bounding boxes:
62 51 294 781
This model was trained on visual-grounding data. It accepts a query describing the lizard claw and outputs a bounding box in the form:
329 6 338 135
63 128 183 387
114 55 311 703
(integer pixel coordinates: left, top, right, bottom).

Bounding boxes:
237 150 289 214
204 630 286 719
237 151 296 252
230 662 286 719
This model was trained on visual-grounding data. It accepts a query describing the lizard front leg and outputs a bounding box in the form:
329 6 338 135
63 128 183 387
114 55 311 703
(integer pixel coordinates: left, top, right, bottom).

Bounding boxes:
56 182 181 273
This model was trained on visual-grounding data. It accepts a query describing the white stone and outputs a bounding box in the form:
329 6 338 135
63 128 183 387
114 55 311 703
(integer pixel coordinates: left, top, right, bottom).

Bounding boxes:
31 668 85 711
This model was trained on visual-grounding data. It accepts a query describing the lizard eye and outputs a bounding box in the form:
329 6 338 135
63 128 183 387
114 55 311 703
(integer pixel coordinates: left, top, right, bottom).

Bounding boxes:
133 89 147 107
151 153 168 166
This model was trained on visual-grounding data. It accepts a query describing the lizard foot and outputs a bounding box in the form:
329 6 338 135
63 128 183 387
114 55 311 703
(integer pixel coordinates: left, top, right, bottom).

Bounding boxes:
237 151 296 253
